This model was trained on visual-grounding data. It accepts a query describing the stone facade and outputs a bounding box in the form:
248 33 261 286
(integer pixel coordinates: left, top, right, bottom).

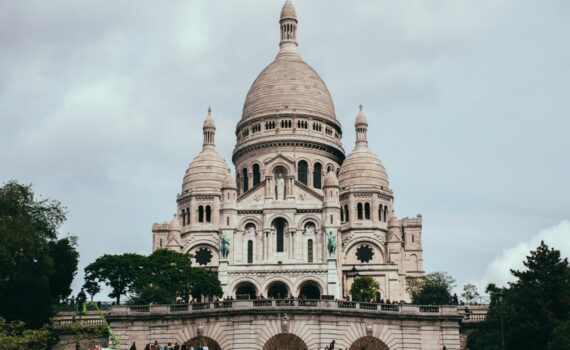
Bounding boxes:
108 302 463 350
152 0 424 303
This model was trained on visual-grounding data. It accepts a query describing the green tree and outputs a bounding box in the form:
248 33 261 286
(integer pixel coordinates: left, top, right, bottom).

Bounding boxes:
48 236 79 302
407 272 455 305
468 241 570 350
82 278 101 302
0 318 55 350
84 253 145 304
350 276 379 302
132 249 195 304
549 320 570 350
0 181 77 328
189 268 223 301
462 283 480 304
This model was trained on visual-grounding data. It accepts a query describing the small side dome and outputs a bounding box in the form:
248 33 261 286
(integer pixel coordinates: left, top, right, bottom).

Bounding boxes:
388 213 399 228
323 170 339 187
203 107 216 128
280 0 297 21
338 147 389 190
183 149 230 193
169 214 181 232
355 105 368 127
222 171 238 189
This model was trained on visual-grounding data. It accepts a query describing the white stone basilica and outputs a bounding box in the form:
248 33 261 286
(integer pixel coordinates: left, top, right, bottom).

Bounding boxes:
152 1 424 302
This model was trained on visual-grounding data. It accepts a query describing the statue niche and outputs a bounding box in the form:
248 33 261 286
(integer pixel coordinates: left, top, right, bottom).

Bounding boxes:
274 167 287 200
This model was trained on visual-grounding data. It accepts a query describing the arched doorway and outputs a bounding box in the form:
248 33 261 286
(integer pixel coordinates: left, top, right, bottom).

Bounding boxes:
350 336 390 350
235 281 257 299
186 336 221 350
298 281 321 299
262 334 307 350
267 281 289 299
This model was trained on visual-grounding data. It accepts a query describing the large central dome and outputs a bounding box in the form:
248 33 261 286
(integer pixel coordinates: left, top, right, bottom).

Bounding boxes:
241 55 336 122
240 1 336 123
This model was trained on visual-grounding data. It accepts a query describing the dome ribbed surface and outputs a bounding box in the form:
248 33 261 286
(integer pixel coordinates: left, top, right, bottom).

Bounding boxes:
182 148 230 193
241 55 336 122
338 146 389 190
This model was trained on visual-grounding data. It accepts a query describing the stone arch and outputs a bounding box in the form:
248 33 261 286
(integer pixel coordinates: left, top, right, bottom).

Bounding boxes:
295 278 324 300
266 214 293 229
349 336 390 350
234 281 258 299
268 161 293 178
263 277 294 298
262 333 307 350
186 336 221 350
238 216 262 231
344 237 386 257
297 215 321 231
228 277 262 298
344 239 385 265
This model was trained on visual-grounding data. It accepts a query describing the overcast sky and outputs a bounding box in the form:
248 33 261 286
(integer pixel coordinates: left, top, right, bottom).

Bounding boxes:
1 0 569 297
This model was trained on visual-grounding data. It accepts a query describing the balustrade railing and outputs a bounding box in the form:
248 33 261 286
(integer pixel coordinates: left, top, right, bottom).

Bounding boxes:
419 306 440 313
192 303 210 311
170 304 189 312
380 304 400 312
253 300 273 307
337 301 357 309
102 301 481 321
298 300 318 307
129 306 150 313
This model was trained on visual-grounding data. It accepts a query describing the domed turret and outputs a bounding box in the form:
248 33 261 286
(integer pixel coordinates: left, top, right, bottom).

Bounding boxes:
338 106 389 190
182 108 230 193
323 169 339 188
169 214 181 232
222 170 238 190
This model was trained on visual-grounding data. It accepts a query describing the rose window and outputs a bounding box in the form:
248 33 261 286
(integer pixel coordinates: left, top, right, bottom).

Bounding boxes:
356 245 374 263
195 247 213 266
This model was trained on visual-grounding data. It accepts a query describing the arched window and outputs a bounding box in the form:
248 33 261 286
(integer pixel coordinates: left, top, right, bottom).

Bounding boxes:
182 210 186 226
242 168 249 192
344 205 349 222
378 204 383 221
247 240 253 264
226 216 230 226
307 239 313 262
252 164 261 186
384 206 388 222
186 208 190 226
205 205 211 223
198 206 204 223
298 160 308 185
365 203 371 220
357 203 363 220
340 207 344 222
313 163 322 189
274 218 286 253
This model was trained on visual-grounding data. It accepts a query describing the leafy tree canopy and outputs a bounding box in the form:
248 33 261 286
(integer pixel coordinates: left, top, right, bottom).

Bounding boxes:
0 318 55 350
468 241 570 350
85 249 223 304
406 271 456 305
350 276 379 302
0 181 79 328
84 253 145 304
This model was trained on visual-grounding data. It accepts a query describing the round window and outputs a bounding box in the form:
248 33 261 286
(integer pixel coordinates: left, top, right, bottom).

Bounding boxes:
356 245 374 263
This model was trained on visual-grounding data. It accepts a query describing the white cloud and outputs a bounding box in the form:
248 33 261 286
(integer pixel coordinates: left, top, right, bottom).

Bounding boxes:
478 220 570 290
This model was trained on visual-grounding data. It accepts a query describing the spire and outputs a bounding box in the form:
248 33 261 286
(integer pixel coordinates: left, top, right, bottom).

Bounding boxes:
278 1 299 58
203 107 216 148
355 105 368 147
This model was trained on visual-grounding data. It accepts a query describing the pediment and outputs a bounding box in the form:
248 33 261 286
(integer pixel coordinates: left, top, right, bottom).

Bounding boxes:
263 153 295 167
237 181 266 204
